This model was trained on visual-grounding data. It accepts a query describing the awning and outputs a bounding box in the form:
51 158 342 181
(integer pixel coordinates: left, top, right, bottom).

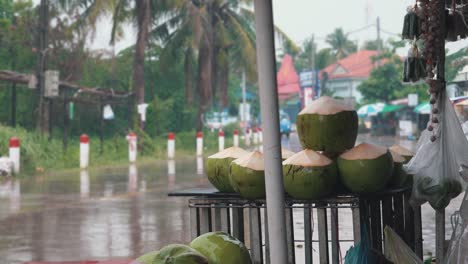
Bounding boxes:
380 104 405 113
414 102 430 114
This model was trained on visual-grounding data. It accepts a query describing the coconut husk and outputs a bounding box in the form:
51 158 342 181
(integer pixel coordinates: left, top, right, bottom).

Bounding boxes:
340 143 388 160
283 149 332 167
298 96 354 115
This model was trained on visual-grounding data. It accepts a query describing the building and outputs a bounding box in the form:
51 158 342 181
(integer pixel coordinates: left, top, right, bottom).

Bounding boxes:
321 50 384 104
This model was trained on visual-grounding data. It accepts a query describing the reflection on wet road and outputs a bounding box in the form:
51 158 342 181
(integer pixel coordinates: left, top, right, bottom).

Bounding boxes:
0 159 209 264
0 134 464 263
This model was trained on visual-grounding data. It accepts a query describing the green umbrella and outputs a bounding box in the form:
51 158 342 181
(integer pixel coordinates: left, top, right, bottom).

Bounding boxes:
414 102 430 114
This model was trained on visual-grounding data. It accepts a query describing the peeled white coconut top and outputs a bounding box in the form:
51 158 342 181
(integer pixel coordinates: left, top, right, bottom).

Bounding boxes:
340 143 388 160
232 151 264 171
282 148 296 160
283 149 332 167
389 145 415 157
390 150 405 163
298 96 354 115
208 147 249 159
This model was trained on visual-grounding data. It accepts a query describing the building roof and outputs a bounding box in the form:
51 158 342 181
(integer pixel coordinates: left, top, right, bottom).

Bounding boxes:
277 54 300 99
321 50 384 80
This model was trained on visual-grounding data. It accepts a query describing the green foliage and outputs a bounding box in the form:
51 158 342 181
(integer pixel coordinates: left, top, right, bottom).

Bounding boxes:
358 57 429 103
326 28 357 60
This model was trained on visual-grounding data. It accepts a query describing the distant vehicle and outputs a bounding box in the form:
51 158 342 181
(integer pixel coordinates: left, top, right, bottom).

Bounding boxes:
279 111 291 138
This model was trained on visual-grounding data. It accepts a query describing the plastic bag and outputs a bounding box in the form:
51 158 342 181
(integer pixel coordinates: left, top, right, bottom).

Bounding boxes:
344 225 391 264
445 190 468 264
384 226 423 264
405 93 468 210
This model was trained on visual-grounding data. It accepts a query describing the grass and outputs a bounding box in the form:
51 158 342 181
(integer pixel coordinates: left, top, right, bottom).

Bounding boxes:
0 124 249 175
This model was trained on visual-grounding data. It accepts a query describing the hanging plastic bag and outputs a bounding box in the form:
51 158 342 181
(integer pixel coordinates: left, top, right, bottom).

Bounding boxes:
103 104 115 120
445 189 468 264
403 44 426 83
384 226 423 264
344 225 391 264
405 93 468 210
446 0 468 41
402 4 422 40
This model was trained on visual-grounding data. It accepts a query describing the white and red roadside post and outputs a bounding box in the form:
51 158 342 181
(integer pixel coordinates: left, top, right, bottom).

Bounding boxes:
167 132 175 159
80 134 89 169
9 137 20 174
196 131 203 156
233 129 239 147
258 127 263 143
245 128 251 146
218 130 225 152
126 132 137 163
253 128 259 145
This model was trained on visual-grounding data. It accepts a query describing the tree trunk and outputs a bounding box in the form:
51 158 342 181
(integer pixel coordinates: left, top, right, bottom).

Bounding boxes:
196 35 212 131
133 0 151 130
184 47 193 105
218 48 229 108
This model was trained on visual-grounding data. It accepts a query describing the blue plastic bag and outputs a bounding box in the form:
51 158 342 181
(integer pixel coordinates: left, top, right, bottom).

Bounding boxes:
344 225 391 264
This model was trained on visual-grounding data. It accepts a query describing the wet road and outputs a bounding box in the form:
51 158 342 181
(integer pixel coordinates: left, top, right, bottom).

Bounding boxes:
0 159 209 263
0 134 465 263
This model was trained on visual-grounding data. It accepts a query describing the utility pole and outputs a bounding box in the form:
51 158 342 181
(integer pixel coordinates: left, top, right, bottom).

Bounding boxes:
37 0 50 135
376 16 382 66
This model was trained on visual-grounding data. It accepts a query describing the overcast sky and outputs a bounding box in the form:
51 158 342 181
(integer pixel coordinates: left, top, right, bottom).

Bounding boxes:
33 0 468 54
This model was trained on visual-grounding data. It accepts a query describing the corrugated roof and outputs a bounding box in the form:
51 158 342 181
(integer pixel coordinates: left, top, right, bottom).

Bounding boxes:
321 50 384 80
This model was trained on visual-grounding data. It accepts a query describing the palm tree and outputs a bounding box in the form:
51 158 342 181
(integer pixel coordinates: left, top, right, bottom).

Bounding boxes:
57 0 167 130
154 0 258 131
325 28 357 60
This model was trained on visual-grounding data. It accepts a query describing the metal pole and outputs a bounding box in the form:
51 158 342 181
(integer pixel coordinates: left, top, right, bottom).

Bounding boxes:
376 16 382 66
253 1 288 263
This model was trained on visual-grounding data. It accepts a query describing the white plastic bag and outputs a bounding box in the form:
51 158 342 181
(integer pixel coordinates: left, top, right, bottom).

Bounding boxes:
384 226 423 264
103 104 115 120
405 93 468 210
446 190 468 264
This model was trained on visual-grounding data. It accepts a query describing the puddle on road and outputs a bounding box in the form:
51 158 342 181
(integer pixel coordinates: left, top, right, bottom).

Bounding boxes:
0 136 464 263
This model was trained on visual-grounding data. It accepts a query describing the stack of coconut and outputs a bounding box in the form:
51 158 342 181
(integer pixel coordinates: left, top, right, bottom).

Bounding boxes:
205 96 415 199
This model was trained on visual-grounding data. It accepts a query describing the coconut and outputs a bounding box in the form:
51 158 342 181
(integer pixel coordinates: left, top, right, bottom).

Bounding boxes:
190 232 252 264
206 147 249 192
282 150 338 199
389 145 414 163
389 150 408 188
281 148 296 160
229 151 265 199
134 244 208 264
338 143 393 193
296 96 358 156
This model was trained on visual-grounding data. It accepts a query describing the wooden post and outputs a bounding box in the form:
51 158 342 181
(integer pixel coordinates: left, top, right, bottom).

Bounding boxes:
11 83 16 127
99 99 104 154
63 97 69 152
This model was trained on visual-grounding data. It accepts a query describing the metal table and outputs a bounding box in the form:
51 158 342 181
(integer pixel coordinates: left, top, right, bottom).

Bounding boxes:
169 187 423 264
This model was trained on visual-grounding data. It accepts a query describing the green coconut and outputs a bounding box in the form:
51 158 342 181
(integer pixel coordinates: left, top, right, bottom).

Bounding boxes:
281 148 296 161
206 147 249 192
389 150 408 188
190 232 252 264
296 96 358 156
135 244 208 264
338 143 393 194
389 145 414 163
282 149 338 199
229 151 265 199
